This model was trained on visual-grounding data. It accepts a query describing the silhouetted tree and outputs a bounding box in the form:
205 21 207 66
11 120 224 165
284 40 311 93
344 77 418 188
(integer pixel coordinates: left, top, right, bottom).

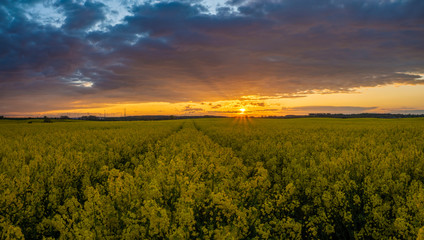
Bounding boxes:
81 115 99 120
43 116 52 123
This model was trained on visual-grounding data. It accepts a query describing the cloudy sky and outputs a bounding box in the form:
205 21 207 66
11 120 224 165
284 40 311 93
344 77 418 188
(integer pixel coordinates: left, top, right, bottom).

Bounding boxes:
1 0 423 117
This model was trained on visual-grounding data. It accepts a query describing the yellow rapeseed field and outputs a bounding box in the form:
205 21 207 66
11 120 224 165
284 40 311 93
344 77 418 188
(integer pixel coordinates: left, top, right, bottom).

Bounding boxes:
0 118 423 239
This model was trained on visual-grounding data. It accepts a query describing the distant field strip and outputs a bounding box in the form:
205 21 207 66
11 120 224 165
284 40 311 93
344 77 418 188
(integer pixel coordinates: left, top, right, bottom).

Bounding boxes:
0 118 423 239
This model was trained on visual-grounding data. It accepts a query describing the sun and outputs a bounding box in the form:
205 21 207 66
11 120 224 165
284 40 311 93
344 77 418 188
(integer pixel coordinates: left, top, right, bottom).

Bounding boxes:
240 108 246 114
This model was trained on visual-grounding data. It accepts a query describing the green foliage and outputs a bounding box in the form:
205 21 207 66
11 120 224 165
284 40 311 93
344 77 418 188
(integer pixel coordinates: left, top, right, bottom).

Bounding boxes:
0 118 423 239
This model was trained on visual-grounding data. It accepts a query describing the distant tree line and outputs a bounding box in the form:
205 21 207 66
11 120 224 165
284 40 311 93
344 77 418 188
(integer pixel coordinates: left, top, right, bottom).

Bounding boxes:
307 113 424 118
78 115 227 121
264 113 424 119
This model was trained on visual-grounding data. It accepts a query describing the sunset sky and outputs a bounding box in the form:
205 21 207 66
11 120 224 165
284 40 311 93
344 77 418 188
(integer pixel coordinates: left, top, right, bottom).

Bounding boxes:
1 0 423 117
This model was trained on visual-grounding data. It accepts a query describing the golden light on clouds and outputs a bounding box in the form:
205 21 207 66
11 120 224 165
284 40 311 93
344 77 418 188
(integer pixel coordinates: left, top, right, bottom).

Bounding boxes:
6 83 424 118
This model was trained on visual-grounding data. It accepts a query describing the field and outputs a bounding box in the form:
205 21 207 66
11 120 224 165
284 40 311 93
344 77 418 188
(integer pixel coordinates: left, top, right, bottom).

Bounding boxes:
1 118 424 239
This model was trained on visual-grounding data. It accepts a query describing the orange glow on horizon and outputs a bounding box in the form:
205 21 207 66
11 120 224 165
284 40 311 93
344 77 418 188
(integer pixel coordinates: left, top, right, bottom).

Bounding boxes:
4 84 423 118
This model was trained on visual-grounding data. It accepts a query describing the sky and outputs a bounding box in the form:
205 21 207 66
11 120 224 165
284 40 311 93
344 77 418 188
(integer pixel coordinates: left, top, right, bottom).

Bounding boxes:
1 0 423 117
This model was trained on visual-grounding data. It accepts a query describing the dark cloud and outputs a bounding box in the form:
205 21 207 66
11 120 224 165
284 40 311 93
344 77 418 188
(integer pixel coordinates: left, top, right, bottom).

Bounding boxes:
58 0 107 31
207 110 240 114
249 102 265 107
382 108 424 114
0 0 423 113
256 108 279 112
182 104 204 113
